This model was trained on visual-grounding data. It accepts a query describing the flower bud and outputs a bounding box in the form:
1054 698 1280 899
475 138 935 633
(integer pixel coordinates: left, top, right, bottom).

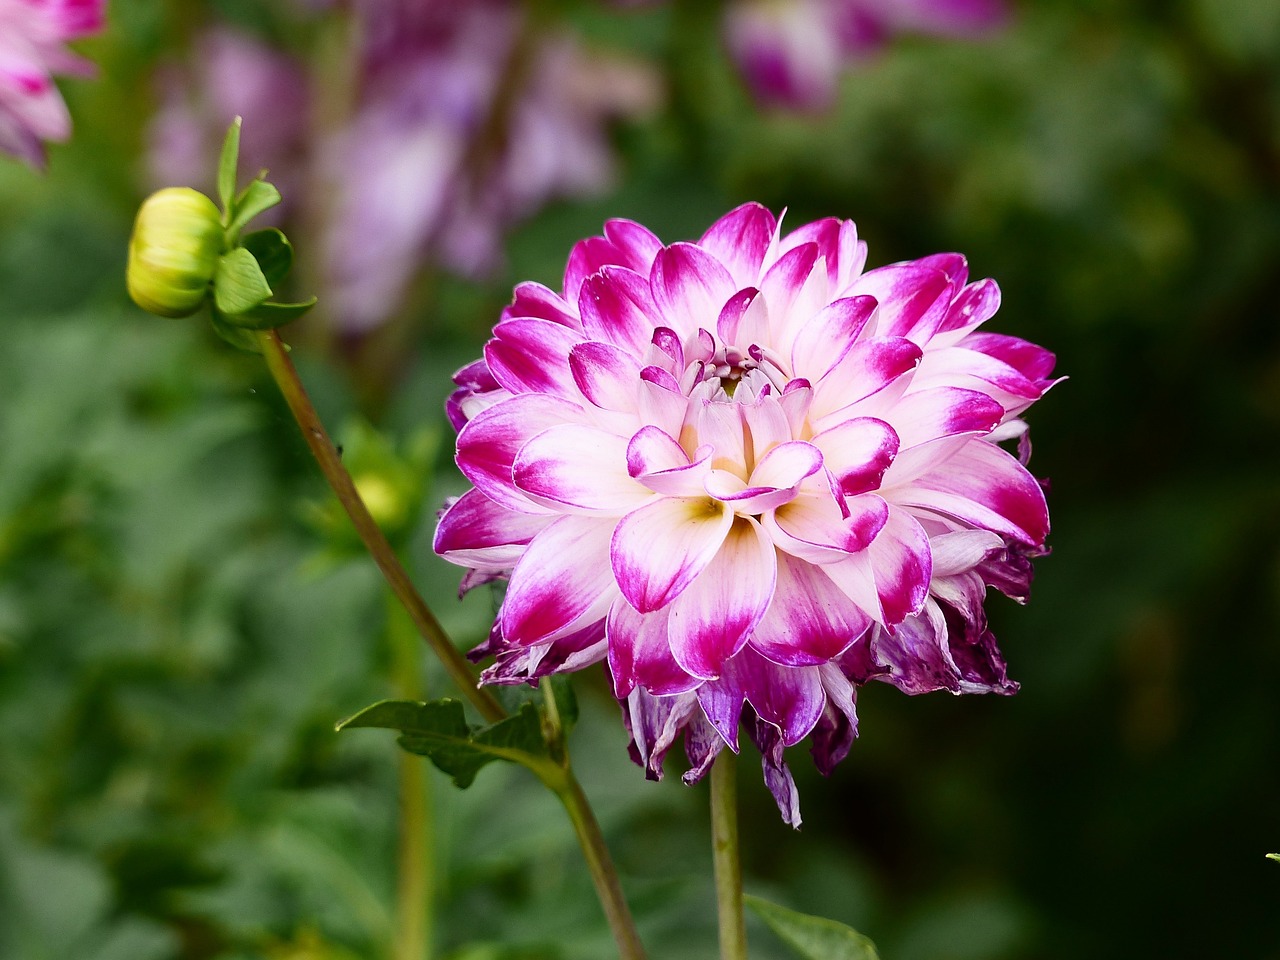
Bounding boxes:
127 187 224 318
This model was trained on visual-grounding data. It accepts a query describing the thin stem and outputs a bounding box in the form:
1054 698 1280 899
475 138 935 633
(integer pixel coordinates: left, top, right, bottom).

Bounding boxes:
255 329 505 724
549 767 649 960
256 329 648 958
710 750 747 960
390 594 434 960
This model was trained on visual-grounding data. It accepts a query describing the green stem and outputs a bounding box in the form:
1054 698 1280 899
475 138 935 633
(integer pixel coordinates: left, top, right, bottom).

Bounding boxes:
256 329 647 958
390 595 434 960
546 766 649 960
711 750 747 960
255 329 506 725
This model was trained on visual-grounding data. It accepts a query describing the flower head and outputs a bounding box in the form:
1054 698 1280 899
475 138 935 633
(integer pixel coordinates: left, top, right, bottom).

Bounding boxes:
436 203 1057 825
0 0 105 167
725 0 1007 110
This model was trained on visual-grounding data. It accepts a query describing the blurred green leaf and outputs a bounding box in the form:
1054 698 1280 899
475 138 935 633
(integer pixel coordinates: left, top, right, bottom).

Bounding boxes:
210 309 264 353
217 117 241 215
228 178 283 241
336 698 550 788
213 247 273 315
242 228 294 288
745 894 881 960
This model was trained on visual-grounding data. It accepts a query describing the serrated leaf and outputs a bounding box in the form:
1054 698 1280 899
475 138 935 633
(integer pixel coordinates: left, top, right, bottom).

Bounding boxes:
241 229 293 287
217 117 242 214
227 179 282 242
209 310 263 353
213 248 273 315
337 698 549 789
745 895 881 960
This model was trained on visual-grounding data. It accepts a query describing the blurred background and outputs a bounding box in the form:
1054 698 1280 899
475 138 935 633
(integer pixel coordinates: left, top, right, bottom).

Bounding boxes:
1 0 1278 958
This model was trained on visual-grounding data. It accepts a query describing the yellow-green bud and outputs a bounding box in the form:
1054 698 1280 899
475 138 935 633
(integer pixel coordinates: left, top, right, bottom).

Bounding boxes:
127 187 223 318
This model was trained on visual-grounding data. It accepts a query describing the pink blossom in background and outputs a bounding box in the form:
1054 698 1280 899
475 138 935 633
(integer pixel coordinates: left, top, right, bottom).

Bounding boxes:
725 0 1007 110
322 0 658 332
0 0 105 167
436 203 1057 825
146 27 310 210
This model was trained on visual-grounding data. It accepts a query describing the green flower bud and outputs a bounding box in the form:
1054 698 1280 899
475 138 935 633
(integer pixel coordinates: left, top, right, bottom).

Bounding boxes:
127 187 224 318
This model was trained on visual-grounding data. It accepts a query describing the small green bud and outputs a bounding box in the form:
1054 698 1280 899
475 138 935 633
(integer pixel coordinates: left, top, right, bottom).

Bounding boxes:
127 187 223 318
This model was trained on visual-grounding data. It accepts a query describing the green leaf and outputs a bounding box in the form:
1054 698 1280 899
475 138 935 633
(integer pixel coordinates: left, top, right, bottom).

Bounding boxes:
336 698 550 788
223 298 318 330
217 117 242 215
241 228 293 287
209 309 263 353
226 179 282 242
745 895 881 960
1268 854 1280 863
213 248 273 315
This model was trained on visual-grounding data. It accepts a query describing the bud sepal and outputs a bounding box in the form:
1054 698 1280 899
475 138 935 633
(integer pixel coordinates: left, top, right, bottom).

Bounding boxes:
127 117 317 351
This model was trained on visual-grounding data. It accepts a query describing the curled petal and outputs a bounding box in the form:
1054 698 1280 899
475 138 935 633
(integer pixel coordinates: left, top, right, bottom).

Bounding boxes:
579 267 659 356
501 517 618 647
823 506 932 625
668 518 777 680
768 490 890 562
607 601 701 698
650 242 737 339
456 394 585 513
569 340 640 412
485 318 583 398
893 439 1050 546
790 295 879 381
698 202 777 289
502 281 579 328
612 496 734 612
513 424 652 513
810 416 899 496
810 336 922 422
433 488 551 571
751 552 872 666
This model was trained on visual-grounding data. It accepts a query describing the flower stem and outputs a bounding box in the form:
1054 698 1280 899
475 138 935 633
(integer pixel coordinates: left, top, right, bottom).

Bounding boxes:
255 329 505 725
548 766 649 960
710 750 748 960
390 594 434 960
256 329 646 958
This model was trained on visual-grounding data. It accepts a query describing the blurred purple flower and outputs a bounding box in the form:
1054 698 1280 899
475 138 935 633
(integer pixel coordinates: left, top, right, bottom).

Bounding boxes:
725 0 1008 110
436 203 1058 825
146 27 310 209
322 0 658 332
0 0 105 167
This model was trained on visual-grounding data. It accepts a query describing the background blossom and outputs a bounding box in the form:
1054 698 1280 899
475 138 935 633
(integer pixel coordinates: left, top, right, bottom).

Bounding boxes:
0 0 105 167
724 0 1007 109
437 203 1056 824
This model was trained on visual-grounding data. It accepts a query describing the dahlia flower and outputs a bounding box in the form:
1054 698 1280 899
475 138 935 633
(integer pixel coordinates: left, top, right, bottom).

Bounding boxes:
724 0 1007 110
0 0 104 167
436 203 1056 825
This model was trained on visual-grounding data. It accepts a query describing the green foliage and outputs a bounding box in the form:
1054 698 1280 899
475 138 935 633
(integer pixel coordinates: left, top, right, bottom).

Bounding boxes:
213 247 274 314
336 698 553 788
745 895 881 960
